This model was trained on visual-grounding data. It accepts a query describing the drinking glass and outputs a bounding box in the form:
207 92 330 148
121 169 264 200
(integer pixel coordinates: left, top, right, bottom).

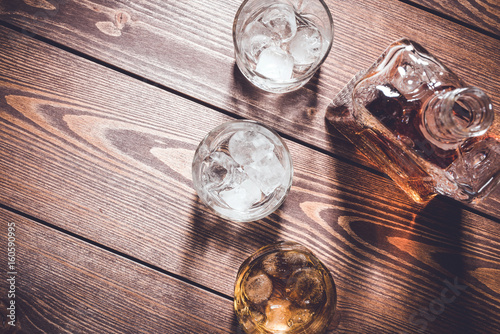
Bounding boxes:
192 120 293 222
233 0 334 93
234 241 337 333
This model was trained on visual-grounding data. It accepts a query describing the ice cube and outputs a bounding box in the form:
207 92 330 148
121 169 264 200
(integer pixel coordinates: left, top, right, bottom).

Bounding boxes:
263 251 309 279
391 63 430 100
246 153 286 196
286 268 325 307
263 252 290 278
255 46 294 81
241 21 278 63
202 152 242 191
261 4 297 42
283 251 309 273
263 298 292 331
228 130 275 166
289 26 323 65
244 271 273 304
219 178 262 211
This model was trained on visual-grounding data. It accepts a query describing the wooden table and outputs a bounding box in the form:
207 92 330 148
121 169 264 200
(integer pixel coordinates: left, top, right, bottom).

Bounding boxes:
0 0 499 333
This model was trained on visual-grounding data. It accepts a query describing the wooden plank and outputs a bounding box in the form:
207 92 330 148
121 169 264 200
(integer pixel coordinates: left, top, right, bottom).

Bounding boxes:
0 0 498 170
0 209 235 333
409 0 500 36
0 27 499 333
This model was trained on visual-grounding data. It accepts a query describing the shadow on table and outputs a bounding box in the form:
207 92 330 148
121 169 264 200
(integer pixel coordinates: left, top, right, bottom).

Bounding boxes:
229 63 322 133
178 195 287 283
188 194 288 246
325 151 475 331
322 93 477 332
401 197 477 333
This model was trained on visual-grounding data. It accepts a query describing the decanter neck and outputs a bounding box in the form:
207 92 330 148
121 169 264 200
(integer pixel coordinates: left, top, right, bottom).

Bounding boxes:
421 87 494 149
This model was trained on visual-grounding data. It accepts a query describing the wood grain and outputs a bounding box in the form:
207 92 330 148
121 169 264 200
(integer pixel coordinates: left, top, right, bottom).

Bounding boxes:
0 0 498 173
409 0 500 36
0 209 236 334
0 26 499 333
1 0 499 215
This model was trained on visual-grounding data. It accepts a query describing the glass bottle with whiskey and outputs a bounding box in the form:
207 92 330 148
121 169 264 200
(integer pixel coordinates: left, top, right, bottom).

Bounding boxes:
327 38 500 203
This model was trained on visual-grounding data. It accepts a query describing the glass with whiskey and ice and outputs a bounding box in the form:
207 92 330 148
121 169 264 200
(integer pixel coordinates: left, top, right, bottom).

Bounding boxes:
233 0 334 93
192 120 293 222
234 241 337 334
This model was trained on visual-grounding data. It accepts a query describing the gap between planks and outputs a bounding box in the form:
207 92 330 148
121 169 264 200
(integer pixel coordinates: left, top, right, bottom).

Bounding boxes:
396 0 500 40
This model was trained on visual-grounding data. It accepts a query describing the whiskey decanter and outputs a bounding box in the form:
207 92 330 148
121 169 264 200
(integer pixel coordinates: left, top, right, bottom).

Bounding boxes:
326 38 500 203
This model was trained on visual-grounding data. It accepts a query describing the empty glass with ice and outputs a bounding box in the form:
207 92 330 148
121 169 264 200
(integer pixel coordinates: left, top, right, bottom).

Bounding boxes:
192 120 293 222
234 241 337 334
233 0 334 93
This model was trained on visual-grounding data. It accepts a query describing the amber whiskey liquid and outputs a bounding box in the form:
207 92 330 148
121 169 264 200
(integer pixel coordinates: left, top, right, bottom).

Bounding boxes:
234 242 336 334
365 83 459 169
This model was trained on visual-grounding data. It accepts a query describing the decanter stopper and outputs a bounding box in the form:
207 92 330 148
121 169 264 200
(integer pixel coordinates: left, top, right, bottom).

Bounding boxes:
421 87 494 150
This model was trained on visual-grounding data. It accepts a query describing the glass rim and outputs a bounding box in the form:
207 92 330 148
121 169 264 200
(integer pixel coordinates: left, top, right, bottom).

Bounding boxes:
199 119 292 156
